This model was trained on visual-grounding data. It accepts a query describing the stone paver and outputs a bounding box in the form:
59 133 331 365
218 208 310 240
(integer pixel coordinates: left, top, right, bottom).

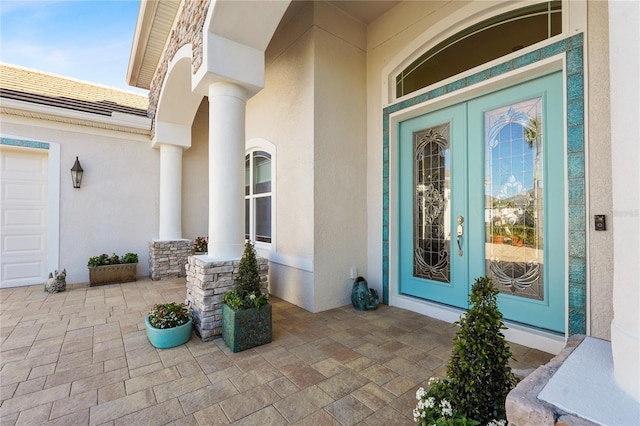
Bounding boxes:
0 278 553 425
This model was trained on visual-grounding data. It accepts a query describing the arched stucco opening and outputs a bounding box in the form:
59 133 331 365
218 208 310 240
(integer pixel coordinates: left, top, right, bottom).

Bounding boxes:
155 44 204 148
149 44 207 279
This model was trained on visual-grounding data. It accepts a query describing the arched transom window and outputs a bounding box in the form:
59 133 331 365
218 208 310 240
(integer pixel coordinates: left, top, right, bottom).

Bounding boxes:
396 1 562 98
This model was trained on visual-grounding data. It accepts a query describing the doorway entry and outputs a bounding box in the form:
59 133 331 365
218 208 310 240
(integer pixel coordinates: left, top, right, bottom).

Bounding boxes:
399 71 565 333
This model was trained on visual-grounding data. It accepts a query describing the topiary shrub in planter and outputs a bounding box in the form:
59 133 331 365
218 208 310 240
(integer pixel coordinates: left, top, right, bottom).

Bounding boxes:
222 241 271 352
88 252 138 286
413 276 516 426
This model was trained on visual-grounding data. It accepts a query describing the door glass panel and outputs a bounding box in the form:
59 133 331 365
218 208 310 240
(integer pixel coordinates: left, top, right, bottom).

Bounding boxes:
414 123 451 283
484 98 544 300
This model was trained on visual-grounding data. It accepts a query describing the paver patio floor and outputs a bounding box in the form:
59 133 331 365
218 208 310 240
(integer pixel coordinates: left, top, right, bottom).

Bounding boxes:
0 278 553 425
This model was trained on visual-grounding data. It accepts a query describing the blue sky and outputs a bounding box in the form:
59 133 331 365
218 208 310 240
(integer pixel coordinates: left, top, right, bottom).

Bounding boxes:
1 0 147 94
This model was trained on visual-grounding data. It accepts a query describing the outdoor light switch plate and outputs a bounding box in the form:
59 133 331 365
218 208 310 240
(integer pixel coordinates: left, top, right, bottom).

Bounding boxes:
594 215 606 231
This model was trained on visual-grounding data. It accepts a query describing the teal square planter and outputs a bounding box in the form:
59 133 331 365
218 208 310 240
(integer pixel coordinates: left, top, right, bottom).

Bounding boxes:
222 303 272 353
145 316 192 349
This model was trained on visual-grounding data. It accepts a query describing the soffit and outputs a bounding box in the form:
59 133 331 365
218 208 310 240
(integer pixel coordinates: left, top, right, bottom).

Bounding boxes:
127 0 181 90
327 0 400 24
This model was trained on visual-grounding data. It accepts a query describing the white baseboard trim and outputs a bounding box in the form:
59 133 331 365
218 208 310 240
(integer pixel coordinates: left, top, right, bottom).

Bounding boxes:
391 294 566 354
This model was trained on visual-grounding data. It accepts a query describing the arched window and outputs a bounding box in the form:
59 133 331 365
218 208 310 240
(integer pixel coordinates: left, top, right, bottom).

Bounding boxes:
245 150 272 244
396 1 562 98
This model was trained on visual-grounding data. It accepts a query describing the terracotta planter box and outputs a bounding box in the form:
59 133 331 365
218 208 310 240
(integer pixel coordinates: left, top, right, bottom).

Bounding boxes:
89 263 137 286
222 303 272 353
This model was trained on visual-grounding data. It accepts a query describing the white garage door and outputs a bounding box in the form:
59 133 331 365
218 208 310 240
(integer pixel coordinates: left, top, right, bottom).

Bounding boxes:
1 147 48 288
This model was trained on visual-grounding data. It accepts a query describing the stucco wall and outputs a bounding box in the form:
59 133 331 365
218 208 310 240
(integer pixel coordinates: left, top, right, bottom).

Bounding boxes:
312 4 368 311
1 119 158 285
246 1 368 312
586 0 613 340
182 99 209 241
247 3 316 310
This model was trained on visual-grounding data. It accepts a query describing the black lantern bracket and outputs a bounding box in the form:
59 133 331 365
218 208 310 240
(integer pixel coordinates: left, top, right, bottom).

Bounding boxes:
70 156 84 189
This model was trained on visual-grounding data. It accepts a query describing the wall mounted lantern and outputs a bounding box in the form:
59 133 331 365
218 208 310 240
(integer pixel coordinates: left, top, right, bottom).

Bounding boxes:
70 156 84 188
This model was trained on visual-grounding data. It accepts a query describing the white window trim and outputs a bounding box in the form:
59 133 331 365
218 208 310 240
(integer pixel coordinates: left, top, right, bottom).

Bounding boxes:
246 138 276 252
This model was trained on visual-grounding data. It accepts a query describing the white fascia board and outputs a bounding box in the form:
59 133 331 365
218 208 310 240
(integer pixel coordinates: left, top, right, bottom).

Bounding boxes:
0 113 152 142
0 98 152 133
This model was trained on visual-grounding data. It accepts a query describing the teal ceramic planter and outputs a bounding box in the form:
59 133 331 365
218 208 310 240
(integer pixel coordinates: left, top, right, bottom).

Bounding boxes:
222 303 272 353
145 316 192 349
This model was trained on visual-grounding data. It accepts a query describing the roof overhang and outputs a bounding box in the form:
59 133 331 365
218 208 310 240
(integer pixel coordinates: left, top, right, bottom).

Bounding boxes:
127 0 401 93
127 0 181 90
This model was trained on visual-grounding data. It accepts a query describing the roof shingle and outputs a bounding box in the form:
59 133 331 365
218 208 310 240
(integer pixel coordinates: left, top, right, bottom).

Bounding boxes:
0 63 149 117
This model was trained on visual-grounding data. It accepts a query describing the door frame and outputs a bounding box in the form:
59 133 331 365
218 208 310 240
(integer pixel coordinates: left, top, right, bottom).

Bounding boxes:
0 138 60 287
383 34 587 354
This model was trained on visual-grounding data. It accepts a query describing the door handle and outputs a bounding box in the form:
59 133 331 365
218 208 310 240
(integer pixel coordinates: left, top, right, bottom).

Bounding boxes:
456 216 464 256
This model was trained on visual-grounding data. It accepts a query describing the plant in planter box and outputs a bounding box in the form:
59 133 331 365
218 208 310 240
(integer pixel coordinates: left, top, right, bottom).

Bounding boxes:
192 236 208 254
145 302 193 348
87 252 138 286
222 241 271 352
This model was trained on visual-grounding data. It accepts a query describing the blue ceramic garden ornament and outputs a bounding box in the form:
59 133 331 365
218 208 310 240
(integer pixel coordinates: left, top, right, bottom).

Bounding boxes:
351 276 379 311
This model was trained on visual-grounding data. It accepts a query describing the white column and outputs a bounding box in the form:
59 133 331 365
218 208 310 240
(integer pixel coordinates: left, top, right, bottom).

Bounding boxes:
207 82 247 259
609 0 640 402
158 143 184 240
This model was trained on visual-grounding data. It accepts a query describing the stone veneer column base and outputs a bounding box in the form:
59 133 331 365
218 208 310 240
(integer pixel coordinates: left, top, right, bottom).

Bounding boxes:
149 240 192 280
185 255 268 341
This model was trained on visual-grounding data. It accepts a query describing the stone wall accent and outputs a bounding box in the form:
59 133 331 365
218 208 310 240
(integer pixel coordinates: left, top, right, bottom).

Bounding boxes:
148 0 210 122
185 255 268 341
149 239 192 280
506 335 596 426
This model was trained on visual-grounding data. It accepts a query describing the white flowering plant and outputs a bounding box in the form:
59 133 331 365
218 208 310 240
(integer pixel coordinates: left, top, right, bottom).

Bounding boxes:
413 378 479 426
148 302 191 329
222 290 268 311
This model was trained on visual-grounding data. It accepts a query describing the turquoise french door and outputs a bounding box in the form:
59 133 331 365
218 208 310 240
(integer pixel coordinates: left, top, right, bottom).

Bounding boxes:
399 72 565 333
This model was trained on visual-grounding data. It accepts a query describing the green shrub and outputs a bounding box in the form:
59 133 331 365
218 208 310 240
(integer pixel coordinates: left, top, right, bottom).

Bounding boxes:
122 253 138 264
222 241 268 311
446 276 517 424
235 241 261 297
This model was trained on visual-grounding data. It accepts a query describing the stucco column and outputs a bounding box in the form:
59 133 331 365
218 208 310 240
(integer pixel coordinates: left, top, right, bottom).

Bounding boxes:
609 0 640 402
158 143 183 240
207 82 246 259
